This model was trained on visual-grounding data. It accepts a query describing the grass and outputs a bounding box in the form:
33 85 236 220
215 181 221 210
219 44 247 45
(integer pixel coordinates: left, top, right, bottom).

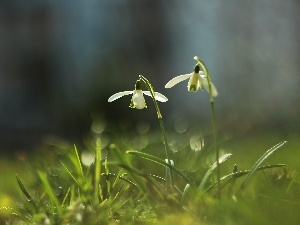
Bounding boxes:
1 56 299 224
0 124 299 224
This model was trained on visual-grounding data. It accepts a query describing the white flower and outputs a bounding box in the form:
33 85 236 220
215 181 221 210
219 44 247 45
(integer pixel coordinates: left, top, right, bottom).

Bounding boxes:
165 65 218 97
108 80 168 109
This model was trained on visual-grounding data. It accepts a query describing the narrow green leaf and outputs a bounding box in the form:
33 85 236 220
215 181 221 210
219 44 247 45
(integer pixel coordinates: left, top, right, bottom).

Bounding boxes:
102 172 137 187
165 159 174 190
37 170 61 216
61 187 71 206
126 150 194 187
182 183 191 204
285 172 298 195
199 153 232 190
238 141 287 192
60 161 80 186
112 169 127 188
110 145 149 195
94 138 102 202
16 174 38 213
226 164 238 197
104 157 111 196
73 144 84 180
204 164 286 195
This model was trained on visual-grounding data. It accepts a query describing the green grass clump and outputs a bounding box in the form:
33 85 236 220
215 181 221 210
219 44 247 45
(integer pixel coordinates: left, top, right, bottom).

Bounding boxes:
7 135 298 225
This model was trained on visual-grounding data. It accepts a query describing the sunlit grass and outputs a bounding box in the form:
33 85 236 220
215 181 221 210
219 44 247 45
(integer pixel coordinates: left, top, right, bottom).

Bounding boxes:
0 126 299 224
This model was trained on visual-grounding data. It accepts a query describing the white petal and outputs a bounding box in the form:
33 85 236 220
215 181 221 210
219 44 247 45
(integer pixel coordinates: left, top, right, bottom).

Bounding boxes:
199 75 218 97
209 82 218 97
199 74 208 86
143 91 168 102
108 91 133 102
188 72 200 92
132 90 146 109
165 74 192 88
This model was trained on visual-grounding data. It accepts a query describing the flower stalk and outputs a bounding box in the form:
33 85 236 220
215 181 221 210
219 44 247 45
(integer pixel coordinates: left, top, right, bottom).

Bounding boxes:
194 56 220 199
139 75 173 188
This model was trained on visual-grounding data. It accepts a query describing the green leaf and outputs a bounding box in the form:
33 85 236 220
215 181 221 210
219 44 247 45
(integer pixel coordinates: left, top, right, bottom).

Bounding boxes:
126 150 194 187
16 174 38 213
60 161 80 186
73 144 84 181
37 170 61 216
198 153 232 190
109 145 149 195
238 141 287 192
203 164 286 195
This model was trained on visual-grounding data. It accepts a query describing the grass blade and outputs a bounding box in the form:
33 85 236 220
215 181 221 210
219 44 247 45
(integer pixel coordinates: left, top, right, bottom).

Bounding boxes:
198 153 232 190
16 174 38 213
94 138 102 202
226 164 238 197
110 145 149 195
37 170 61 216
165 159 174 190
60 161 80 186
204 164 286 195
73 144 84 181
238 141 287 192
104 157 110 200
126 150 194 187
61 187 71 206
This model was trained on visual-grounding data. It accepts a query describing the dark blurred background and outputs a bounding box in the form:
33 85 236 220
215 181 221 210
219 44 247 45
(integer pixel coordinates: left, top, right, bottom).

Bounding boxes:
0 0 299 152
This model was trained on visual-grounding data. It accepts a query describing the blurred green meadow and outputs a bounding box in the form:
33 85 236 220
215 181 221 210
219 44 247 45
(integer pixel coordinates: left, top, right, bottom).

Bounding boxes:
0 119 299 224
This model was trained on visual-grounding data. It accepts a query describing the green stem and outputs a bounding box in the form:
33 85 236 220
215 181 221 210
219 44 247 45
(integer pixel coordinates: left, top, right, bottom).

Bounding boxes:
94 137 102 202
194 56 220 199
139 75 173 188
210 101 220 199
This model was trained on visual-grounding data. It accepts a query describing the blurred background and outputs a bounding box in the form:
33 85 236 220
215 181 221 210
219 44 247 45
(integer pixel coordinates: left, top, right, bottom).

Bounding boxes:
0 0 299 153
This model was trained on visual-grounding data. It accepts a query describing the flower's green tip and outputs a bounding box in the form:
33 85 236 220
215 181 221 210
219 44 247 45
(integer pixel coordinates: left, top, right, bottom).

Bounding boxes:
188 85 198 92
135 79 142 90
194 64 200 73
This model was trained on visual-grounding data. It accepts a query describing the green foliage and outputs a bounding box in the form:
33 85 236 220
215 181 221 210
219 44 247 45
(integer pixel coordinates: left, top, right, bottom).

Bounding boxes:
5 62 298 225
10 136 291 225
238 141 287 192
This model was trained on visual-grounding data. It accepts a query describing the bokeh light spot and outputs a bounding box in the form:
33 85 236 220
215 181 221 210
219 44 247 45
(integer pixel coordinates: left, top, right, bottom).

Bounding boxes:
81 151 95 166
190 134 204 152
174 117 189 133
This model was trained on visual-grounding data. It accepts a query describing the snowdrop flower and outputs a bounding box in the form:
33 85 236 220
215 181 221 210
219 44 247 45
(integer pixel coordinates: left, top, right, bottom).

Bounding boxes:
108 79 168 109
165 65 218 97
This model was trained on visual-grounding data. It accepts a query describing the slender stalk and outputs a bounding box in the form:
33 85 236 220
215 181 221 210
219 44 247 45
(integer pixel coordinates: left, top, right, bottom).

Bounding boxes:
194 56 220 199
94 137 102 202
210 101 220 198
139 75 173 188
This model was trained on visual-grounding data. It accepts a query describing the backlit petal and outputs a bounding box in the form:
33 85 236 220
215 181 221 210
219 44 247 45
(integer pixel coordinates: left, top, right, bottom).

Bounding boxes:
108 91 133 102
188 72 200 92
143 91 168 102
209 82 218 97
199 75 218 97
165 74 192 88
132 90 146 109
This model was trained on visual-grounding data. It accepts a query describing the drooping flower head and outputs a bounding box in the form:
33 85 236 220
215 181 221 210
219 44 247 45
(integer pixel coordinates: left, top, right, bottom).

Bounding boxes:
108 79 168 109
130 80 147 109
165 62 218 97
